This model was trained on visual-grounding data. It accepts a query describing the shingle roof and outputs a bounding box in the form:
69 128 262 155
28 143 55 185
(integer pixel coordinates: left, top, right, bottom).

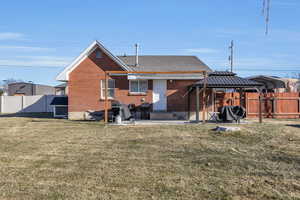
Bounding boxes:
193 71 262 88
209 71 236 76
117 56 212 72
50 97 68 106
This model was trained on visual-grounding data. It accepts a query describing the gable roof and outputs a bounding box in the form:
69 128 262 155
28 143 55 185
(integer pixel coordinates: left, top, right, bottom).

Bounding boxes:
118 55 212 72
56 40 212 82
56 40 131 81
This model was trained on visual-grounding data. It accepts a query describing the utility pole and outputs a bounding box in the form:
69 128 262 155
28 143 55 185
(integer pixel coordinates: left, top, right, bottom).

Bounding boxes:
229 40 234 72
262 0 271 35
135 43 139 67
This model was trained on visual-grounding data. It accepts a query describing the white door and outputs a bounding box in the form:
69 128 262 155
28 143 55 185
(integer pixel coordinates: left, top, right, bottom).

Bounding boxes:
153 80 167 111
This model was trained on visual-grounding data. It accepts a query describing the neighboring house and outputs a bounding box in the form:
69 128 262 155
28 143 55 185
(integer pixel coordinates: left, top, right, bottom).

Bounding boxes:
247 75 285 92
55 83 68 95
7 82 55 96
296 81 300 92
247 75 298 93
56 40 212 120
281 78 299 92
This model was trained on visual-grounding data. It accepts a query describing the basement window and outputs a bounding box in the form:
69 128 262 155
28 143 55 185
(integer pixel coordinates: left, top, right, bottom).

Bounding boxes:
129 80 148 94
100 79 115 99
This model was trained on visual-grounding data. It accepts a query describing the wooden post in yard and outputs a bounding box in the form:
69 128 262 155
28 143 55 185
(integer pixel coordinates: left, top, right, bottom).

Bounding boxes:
187 88 191 120
202 88 206 123
196 86 200 123
272 94 277 119
104 72 108 123
202 72 208 123
239 88 243 107
259 93 263 123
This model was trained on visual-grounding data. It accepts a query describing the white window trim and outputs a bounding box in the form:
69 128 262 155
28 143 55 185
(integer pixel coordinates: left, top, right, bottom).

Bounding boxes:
129 80 148 94
100 79 115 99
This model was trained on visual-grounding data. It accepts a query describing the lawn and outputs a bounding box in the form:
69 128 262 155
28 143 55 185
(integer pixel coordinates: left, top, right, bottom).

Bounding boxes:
0 116 300 200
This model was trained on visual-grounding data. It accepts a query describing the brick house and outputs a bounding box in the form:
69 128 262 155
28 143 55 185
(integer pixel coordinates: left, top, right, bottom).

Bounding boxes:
56 41 212 120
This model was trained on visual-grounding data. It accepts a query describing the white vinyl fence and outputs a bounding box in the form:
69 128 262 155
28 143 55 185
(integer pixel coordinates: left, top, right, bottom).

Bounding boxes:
0 95 57 113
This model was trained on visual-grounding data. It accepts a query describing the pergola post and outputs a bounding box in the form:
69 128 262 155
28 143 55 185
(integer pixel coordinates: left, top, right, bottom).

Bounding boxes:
202 87 206 123
196 85 200 123
187 88 191 120
202 72 208 123
239 88 243 107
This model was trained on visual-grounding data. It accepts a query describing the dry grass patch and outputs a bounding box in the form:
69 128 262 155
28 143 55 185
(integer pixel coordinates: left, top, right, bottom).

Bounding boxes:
0 117 300 199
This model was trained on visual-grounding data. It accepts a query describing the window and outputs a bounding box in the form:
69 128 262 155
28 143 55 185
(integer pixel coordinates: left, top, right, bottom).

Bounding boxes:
96 50 102 58
129 80 148 94
101 79 115 99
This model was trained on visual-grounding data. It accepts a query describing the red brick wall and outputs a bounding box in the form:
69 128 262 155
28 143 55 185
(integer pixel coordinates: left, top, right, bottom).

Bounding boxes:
167 80 197 112
68 47 153 113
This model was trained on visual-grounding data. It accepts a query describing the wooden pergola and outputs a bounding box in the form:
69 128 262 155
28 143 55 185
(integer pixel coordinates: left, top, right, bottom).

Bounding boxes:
103 70 208 123
189 71 264 123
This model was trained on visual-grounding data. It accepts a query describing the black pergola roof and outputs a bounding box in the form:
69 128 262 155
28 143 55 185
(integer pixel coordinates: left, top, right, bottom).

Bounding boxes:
193 71 262 88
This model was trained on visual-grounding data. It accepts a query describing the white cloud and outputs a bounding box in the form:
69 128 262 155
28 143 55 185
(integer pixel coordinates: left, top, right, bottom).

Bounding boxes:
0 32 25 40
0 56 72 67
184 48 219 54
0 45 55 52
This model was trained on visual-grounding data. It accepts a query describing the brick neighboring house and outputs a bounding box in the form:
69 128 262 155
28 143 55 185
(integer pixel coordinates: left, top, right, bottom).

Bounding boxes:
6 82 55 96
56 40 212 120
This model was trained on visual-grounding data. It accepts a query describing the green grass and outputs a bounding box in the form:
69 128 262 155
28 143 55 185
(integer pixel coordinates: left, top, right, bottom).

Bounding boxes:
0 117 299 199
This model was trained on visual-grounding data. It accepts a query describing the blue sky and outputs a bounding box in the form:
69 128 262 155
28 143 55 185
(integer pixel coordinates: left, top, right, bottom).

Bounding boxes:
0 0 299 86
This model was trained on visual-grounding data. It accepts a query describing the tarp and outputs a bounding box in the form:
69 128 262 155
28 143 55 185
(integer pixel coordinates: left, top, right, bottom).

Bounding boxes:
120 104 132 120
219 106 246 122
111 101 132 121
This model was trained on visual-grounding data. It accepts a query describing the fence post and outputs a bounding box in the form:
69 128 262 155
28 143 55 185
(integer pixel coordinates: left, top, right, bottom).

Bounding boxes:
273 96 277 119
245 93 248 118
259 94 263 123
